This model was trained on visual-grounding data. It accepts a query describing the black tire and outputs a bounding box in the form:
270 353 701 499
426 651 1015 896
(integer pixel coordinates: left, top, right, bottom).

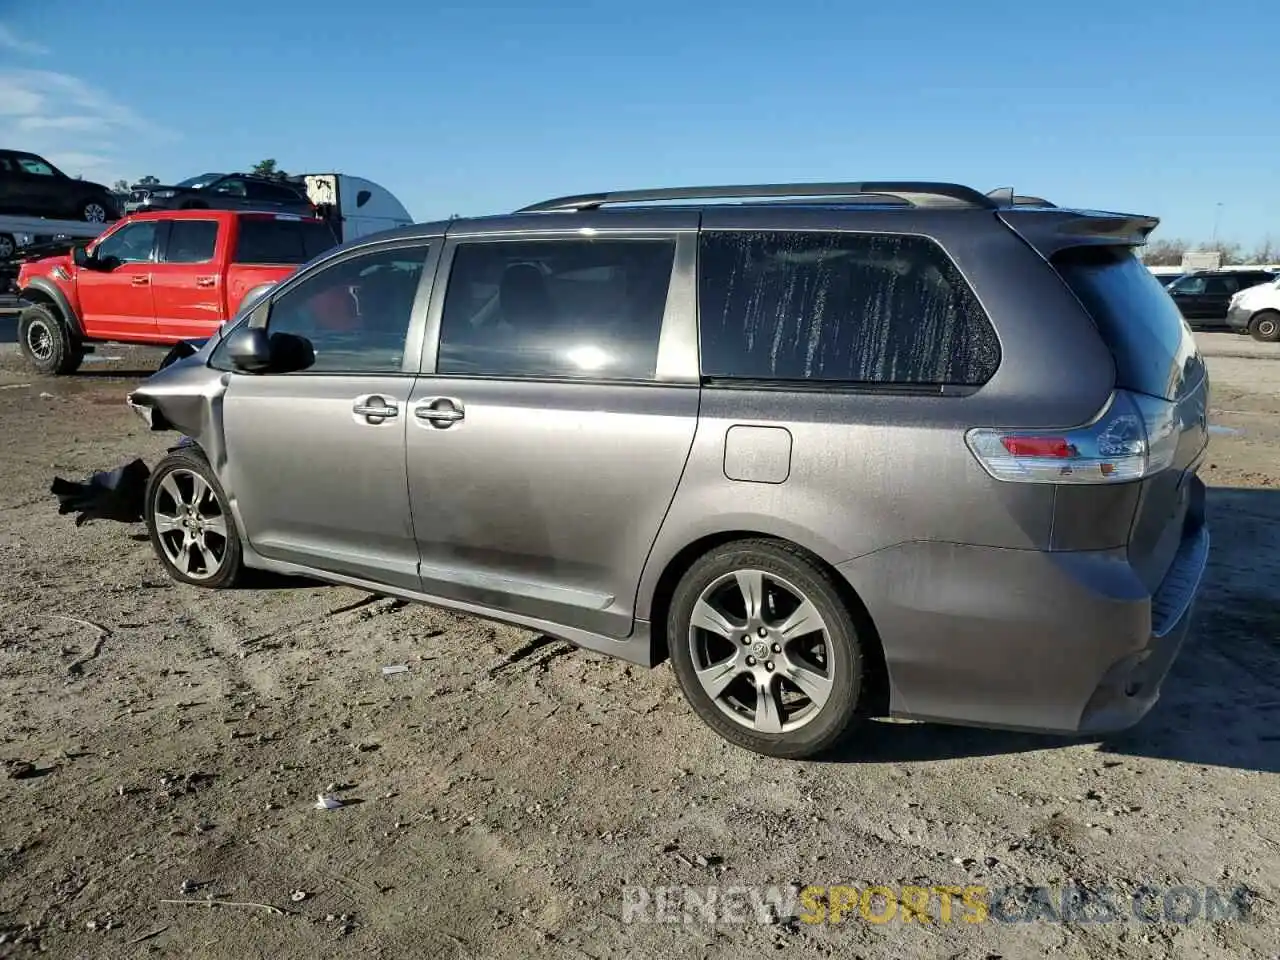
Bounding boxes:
79 198 110 223
144 448 245 589
1249 311 1280 343
17 304 84 375
667 538 864 759
0 233 15 260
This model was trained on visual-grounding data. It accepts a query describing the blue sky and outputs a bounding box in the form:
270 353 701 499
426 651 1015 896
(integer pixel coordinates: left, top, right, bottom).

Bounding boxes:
2 0 1277 248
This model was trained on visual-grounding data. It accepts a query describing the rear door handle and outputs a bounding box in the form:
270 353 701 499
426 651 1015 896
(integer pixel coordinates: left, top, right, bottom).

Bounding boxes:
196 277 216 288
414 397 465 427
131 276 150 286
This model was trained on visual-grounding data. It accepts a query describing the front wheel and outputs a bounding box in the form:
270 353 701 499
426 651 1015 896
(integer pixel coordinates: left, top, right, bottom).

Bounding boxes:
17 304 83 375
668 539 865 759
1249 311 1280 343
145 450 244 588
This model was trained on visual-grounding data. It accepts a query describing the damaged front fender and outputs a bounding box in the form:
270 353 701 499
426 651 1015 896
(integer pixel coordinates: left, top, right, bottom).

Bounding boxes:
126 341 232 471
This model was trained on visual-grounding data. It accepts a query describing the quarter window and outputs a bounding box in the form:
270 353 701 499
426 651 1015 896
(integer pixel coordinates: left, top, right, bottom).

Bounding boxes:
437 239 676 380
94 221 158 263
164 220 218 264
264 245 430 374
697 231 1000 386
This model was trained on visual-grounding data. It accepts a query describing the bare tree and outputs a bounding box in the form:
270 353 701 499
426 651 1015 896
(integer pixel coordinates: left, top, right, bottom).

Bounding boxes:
1142 238 1189 266
112 179 129 193
1246 236 1278 264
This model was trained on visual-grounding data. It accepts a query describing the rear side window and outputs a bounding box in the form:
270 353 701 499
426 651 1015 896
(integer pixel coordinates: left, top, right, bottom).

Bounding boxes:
164 220 218 263
438 239 676 381
1054 246 1203 401
698 231 999 387
233 219 338 264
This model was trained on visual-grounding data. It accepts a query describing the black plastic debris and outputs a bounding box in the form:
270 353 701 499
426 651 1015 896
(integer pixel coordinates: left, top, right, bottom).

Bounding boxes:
50 458 151 527
158 339 206 370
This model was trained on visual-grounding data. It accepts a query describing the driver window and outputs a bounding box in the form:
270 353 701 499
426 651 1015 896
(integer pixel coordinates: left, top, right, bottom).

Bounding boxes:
264 245 431 374
94 222 158 263
1172 276 1206 294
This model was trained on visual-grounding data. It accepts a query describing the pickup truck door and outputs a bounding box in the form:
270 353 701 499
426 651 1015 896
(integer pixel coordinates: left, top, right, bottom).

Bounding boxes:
75 220 159 340
150 218 225 339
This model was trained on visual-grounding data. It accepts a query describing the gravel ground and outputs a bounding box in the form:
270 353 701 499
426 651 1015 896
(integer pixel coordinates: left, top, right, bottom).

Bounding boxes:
1 338 1278 960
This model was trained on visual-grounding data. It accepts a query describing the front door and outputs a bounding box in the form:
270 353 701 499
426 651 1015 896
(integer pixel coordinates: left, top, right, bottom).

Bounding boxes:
218 240 437 589
151 218 224 339
75 219 160 340
406 227 699 637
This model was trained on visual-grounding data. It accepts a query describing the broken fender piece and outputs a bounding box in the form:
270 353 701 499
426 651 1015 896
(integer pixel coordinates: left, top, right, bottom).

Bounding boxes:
50 458 150 527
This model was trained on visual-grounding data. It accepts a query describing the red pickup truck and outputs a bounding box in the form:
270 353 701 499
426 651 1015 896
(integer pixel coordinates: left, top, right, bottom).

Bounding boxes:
16 209 338 374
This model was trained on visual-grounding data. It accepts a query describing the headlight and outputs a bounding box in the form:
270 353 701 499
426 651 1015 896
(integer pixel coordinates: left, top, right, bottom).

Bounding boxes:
152 190 177 199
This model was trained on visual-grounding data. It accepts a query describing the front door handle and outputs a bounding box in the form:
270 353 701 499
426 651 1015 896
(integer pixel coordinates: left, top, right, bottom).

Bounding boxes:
353 396 399 423
196 277 216 288
131 276 150 286
414 397 465 428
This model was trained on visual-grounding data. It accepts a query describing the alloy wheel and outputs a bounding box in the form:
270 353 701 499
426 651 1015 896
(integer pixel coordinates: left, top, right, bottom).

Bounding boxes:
83 203 108 223
687 569 835 734
25 319 54 362
152 469 230 581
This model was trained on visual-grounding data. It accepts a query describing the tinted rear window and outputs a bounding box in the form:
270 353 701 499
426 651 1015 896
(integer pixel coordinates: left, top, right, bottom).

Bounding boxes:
233 219 337 264
698 231 1000 387
1054 246 1203 400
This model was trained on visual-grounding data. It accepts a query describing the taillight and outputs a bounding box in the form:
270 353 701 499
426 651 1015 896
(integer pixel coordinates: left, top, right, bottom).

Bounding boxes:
966 390 1180 484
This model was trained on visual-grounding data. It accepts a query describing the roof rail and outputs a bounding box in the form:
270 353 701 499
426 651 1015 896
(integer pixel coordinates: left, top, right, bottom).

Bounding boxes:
517 182 1000 213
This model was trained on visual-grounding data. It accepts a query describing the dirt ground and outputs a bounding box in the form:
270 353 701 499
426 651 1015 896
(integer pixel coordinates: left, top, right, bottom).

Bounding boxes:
1 334 1279 960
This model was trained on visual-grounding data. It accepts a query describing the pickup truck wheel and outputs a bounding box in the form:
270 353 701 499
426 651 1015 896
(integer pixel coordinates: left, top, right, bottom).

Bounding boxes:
80 200 109 223
1249 311 1280 343
145 450 244 589
18 304 84 375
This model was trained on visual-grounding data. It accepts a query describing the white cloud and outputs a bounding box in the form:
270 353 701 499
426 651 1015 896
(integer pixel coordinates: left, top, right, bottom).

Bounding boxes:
0 24 49 56
0 68 171 186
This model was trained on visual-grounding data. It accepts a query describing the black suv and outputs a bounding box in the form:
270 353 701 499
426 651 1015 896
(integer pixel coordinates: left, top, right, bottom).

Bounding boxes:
0 150 121 223
125 173 315 216
1166 269 1278 324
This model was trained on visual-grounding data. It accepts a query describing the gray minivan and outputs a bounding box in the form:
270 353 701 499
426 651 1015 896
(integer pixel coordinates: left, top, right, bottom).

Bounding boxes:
127 182 1210 759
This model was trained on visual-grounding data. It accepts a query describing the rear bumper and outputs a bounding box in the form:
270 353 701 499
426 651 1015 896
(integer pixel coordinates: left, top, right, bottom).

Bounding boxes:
1225 304 1253 332
837 477 1210 734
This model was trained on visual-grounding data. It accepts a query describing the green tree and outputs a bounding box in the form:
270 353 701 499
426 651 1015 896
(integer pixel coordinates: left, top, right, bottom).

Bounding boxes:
250 158 287 180
138 175 160 185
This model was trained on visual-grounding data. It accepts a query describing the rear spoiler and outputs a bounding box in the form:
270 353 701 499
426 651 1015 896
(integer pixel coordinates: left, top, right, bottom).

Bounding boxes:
998 208 1160 259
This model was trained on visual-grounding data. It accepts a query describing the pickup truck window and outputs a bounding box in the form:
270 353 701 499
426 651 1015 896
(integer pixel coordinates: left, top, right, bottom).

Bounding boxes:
164 220 218 264
233 219 337 265
96 221 158 263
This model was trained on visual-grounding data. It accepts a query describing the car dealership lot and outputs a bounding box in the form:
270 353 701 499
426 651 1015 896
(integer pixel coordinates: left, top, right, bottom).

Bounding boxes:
0 338 1278 958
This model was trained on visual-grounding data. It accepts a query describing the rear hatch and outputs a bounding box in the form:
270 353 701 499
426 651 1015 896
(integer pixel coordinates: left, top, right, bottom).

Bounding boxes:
1051 245 1209 593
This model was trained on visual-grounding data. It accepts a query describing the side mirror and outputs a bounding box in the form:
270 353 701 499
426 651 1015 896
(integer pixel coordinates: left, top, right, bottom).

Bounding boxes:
72 245 93 268
225 327 274 373
225 326 314 374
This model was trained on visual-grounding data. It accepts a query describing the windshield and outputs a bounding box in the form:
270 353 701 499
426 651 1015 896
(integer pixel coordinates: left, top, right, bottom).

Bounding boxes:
176 173 222 188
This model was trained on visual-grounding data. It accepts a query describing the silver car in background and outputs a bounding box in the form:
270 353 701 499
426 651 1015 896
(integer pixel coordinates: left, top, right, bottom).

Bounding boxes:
127 181 1211 759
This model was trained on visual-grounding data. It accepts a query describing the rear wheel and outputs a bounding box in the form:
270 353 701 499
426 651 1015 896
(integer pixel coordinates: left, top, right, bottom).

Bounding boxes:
0 233 15 260
145 450 244 589
80 199 109 223
668 539 864 759
1249 310 1280 343
18 304 83 375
